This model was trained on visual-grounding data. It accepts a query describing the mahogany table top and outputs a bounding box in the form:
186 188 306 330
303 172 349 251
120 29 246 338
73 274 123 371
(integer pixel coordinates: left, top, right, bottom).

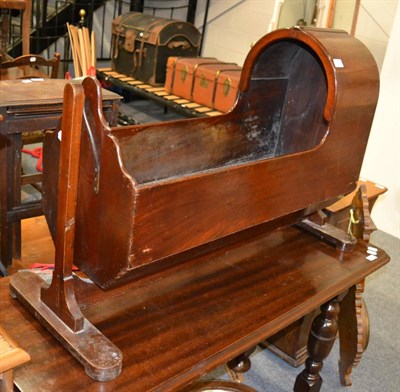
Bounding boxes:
0 226 389 391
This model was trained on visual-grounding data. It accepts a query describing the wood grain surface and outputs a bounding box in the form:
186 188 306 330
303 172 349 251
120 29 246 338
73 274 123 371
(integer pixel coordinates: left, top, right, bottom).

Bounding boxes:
1 227 389 391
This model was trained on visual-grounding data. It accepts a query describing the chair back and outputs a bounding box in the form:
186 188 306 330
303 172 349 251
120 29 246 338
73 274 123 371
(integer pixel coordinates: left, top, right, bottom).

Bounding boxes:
0 52 61 79
0 0 32 56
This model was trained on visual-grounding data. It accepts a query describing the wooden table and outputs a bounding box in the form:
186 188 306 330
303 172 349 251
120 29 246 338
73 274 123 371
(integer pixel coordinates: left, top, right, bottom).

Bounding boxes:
0 79 121 273
265 179 388 367
0 226 389 391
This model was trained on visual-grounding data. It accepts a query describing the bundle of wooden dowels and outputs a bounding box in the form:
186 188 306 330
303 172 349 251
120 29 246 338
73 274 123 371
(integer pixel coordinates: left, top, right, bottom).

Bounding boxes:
67 22 96 77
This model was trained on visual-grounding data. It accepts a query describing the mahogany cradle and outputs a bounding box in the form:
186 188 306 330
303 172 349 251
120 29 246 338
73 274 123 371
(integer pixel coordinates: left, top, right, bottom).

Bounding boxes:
43 26 379 289
8 26 386 390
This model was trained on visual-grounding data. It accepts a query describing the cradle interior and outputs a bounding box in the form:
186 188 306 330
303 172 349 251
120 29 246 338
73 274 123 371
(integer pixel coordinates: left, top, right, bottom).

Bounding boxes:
112 39 328 185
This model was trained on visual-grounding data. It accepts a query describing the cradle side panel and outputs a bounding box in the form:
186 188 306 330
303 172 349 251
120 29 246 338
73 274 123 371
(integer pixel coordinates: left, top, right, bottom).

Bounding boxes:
130 147 343 266
73 112 137 289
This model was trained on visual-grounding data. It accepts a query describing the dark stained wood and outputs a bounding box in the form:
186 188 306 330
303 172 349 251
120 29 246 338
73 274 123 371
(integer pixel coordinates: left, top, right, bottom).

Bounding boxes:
40 83 85 332
226 347 257 383
9 83 123 381
43 27 380 289
0 79 121 270
182 380 257 392
297 216 357 252
5 227 390 391
294 298 340 391
263 180 386 367
7 202 43 221
348 184 376 241
0 53 61 80
262 311 318 367
7 26 385 389
227 347 256 374
11 271 123 382
0 78 119 107
338 282 368 386
3 54 61 257
337 187 374 386
0 229 388 391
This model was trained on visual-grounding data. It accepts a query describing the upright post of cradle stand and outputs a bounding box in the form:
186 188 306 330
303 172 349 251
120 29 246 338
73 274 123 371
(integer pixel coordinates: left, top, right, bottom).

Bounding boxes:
40 83 85 332
10 83 122 381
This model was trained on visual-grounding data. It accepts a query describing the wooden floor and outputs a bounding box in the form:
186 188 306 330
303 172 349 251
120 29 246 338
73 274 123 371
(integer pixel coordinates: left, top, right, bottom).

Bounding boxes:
7 216 54 275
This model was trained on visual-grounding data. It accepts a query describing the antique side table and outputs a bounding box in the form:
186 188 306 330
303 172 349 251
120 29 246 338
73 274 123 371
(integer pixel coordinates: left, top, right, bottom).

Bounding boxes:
0 78 120 273
264 179 388 368
0 226 390 391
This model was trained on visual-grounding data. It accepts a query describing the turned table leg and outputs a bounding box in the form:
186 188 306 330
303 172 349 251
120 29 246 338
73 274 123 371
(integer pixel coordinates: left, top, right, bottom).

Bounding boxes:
226 347 256 382
294 297 340 392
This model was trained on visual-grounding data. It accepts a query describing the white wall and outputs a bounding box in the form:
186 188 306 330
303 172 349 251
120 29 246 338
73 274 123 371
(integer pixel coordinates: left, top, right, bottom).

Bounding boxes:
360 4 400 238
332 0 357 32
355 0 398 71
194 0 397 69
278 0 316 28
195 0 276 65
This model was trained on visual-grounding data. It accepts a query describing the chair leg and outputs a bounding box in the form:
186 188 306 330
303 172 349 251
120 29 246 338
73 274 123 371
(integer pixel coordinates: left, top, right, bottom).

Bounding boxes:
9 134 22 260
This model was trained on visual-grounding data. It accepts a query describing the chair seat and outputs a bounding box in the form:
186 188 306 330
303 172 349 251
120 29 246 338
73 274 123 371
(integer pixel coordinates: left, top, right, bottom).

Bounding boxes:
0 325 30 373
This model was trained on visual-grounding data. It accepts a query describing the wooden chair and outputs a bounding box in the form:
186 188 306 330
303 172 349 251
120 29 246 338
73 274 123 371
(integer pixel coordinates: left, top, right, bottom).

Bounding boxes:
0 52 61 80
0 52 61 149
0 51 61 147
0 0 32 57
0 326 30 392
0 52 60 261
